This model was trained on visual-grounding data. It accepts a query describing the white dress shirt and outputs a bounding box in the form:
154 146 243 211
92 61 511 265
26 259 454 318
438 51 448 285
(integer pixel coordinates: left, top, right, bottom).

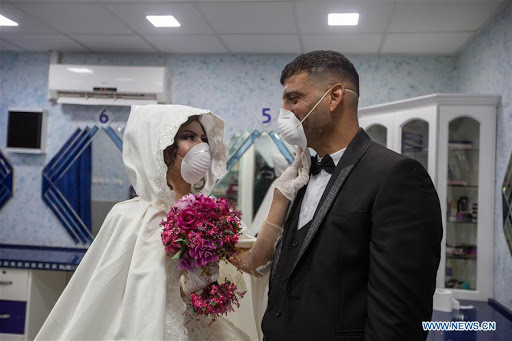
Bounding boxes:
298 148 346 229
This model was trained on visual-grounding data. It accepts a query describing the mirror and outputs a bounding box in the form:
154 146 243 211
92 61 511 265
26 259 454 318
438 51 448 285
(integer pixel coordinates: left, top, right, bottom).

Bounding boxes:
213 131 260 207
503 151 512 257
0 149 13 209
42 126 128 244
251 132 290 218
226 131 251 161
212 131 293 236
90 128 130 237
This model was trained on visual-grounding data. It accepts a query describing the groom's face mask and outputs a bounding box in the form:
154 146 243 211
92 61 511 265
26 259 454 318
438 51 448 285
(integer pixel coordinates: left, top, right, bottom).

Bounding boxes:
278 85 333 150
278 84 359 150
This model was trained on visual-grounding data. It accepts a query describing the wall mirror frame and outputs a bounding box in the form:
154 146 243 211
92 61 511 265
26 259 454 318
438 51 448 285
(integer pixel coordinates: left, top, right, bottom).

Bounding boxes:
503 151 512 257
42 125 123 245
0 149 14 209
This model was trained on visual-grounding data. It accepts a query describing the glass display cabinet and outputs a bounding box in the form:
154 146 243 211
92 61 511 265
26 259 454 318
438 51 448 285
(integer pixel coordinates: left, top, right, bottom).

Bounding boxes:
360 100 437 181
359 94 500 301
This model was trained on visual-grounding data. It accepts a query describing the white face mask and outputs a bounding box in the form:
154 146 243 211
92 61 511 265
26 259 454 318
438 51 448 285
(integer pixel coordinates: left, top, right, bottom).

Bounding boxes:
278 86 334 150
178 142 211 184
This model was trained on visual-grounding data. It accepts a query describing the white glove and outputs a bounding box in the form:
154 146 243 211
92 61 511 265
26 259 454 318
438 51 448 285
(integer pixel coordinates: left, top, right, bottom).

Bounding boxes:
273 147 311 201
180 263 219 295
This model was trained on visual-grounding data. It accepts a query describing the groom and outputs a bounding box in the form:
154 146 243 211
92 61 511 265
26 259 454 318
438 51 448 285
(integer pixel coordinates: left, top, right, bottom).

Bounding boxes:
262 51 443 340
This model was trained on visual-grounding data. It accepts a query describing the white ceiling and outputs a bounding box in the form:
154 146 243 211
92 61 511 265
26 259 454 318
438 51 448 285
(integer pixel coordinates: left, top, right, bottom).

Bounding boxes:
0 0 507 55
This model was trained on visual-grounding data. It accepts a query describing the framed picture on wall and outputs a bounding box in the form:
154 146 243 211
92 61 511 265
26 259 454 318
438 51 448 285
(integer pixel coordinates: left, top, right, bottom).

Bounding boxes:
6 107 47 154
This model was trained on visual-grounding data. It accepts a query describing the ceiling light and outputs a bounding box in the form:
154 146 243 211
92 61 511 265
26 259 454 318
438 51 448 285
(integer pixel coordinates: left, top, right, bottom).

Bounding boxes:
0 14 18 26
328 13 359 26
67 67 94 74
146 15 181 28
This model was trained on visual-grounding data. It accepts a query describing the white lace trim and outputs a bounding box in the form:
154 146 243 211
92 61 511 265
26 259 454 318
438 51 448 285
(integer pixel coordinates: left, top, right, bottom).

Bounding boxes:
256 259 273 276
153 119 187 209
165 257 188 340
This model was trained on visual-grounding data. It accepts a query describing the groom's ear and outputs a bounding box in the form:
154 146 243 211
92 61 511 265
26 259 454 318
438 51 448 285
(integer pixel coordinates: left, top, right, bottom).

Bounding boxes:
329 84 344 112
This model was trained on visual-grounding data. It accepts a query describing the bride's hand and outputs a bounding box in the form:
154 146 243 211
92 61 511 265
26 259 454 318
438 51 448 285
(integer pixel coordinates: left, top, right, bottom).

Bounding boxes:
273 147 311 201
180 263 219 295
230 187 289 277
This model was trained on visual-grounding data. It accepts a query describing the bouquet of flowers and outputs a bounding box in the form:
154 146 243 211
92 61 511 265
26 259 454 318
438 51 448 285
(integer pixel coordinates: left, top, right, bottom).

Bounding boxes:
161 194 246 323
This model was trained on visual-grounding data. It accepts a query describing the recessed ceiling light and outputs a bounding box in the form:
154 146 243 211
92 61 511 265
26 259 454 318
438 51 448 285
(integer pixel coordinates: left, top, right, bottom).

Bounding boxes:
67 67 94 74
146 15 181 28
0 14 18 26
328 13 359 26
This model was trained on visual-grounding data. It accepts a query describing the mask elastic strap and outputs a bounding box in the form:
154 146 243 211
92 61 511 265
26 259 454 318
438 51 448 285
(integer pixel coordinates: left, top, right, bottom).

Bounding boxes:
345 88 359 97
297 86 334 127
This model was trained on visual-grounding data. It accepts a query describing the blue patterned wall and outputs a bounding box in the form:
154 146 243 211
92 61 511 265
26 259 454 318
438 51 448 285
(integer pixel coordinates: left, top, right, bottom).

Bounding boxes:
169 54 457 139
457 1 512 311
0 51 457 248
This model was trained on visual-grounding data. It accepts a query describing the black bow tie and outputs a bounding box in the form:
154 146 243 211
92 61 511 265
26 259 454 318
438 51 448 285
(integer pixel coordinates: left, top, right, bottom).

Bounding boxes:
310 154 335 175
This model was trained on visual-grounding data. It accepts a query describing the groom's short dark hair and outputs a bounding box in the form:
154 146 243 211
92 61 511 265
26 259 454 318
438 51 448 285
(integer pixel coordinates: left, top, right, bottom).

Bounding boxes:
280 50 360 96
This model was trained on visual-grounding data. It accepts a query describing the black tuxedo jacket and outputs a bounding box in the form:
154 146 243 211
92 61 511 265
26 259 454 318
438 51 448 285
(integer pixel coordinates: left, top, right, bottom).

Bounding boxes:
261 129 443 341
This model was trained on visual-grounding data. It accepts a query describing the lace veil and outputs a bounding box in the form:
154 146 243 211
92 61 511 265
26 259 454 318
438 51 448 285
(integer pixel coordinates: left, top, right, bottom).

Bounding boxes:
123 104 227 209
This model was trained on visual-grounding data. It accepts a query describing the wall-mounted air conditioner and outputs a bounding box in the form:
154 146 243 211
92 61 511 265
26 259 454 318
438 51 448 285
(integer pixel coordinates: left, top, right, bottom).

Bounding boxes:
48 64 168 106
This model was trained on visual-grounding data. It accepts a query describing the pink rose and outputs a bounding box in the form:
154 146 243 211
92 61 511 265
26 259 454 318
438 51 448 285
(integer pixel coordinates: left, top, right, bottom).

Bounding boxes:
175 193 197 211
178 253 196 271
196 195 217 211
216 197 230 214
189 241 219 267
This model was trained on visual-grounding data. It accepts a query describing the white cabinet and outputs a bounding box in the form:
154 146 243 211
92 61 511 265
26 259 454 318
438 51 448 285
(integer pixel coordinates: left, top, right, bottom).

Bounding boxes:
0 269 67 340
359 93 500 301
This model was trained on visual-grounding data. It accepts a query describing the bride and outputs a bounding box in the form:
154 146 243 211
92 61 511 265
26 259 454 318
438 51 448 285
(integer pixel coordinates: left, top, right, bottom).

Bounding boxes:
36 104 310 340
36 105 252 340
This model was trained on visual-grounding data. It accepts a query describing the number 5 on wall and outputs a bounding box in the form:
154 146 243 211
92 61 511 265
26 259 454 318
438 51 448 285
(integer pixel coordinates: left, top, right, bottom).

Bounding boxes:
262 108 271 124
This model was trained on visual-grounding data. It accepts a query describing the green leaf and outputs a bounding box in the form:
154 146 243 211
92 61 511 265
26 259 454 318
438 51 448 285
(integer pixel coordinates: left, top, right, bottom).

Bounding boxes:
171 249 184 260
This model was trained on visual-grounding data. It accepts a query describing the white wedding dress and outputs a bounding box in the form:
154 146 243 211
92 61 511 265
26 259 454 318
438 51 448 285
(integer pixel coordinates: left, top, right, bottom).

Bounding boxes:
36 105 251 340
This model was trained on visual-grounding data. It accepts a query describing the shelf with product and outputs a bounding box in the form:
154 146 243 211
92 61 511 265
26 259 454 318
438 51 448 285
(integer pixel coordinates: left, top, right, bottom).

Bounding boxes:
447 222 477 226
446 255 477 260
448 183 479 188
359 93 499 301
401 149 429 157
448 148 480 152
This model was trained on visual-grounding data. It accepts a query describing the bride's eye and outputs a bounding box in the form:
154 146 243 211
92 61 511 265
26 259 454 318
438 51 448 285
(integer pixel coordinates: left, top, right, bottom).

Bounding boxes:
179 133 196 141
201 136 208 143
